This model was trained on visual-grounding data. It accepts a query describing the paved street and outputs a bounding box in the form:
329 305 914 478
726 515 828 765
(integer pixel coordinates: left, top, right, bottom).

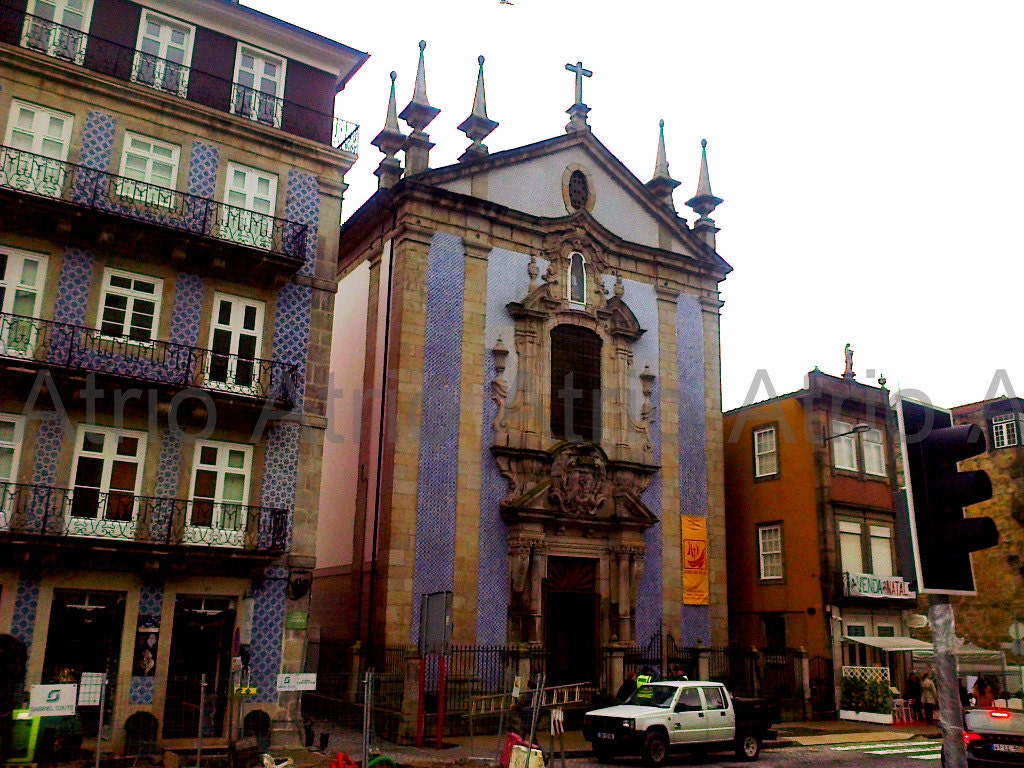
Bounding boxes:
553 739 943 767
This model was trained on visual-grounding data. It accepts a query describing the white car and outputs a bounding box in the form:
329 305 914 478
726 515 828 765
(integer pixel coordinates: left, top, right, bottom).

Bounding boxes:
582 680 777 765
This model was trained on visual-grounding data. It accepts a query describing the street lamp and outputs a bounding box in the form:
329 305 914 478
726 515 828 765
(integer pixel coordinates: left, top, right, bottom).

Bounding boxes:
824 422 871 443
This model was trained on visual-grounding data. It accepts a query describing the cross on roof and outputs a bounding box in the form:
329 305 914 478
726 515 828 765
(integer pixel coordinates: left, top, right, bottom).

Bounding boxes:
565 61 592 106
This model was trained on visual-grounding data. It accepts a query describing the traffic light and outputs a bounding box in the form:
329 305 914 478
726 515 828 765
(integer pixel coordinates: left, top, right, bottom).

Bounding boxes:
897 396 999 594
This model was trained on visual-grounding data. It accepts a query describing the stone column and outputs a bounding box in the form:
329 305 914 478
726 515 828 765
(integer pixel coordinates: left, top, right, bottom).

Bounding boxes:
398 646 421 744
796 647 812 721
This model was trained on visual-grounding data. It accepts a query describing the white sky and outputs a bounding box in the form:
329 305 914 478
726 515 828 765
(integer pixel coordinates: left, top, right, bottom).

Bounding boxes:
250 0 1024 412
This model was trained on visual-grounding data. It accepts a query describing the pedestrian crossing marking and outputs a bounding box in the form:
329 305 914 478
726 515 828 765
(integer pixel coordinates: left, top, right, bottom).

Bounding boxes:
867 745 943 755
832 740 937 751
908 754 941 761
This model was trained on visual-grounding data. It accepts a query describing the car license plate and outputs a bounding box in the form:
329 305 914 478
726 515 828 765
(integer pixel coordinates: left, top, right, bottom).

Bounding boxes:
992 744 1024 753
597 732 615 740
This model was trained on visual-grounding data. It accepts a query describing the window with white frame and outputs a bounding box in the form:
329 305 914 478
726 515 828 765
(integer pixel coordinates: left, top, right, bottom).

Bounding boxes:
68 426 147 535
0 414 25 526
839 518 895 577
862 427 886 476
757 523 783 580
3 100 74 197
754 426 778 478
219 162 277 249
0 247 48 357
116 133 179 207
869 524 893 577
132 11 194 97
232 44 287 128
838 520 864 574
21 0 93 64
876 624 896 638
832 420 858 471
186 440 252 547
97 269 163 342
204 292 265 395
992 413 1019 449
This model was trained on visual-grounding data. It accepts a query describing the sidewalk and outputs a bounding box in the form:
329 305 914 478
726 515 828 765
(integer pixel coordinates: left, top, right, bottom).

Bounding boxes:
274 717 943 768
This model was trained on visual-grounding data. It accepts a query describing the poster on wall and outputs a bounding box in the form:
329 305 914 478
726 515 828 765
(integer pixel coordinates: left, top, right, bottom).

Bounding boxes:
682 515 709 605
133 615 159 677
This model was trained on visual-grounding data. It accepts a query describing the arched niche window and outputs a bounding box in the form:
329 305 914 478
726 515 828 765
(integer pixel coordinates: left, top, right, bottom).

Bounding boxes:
567 252 586 306
550 324 601 442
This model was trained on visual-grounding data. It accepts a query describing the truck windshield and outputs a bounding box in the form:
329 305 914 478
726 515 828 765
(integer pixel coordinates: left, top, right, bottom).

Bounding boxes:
627 684 678 708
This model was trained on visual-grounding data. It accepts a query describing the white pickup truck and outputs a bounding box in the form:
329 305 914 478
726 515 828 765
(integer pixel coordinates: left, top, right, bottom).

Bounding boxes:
582 680 778 765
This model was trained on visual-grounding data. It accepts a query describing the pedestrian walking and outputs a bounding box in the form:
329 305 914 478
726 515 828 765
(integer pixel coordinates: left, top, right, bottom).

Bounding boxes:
920 671 937 724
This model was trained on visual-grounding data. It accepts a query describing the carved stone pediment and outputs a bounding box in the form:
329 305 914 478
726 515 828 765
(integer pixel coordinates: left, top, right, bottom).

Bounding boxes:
493 441 658 531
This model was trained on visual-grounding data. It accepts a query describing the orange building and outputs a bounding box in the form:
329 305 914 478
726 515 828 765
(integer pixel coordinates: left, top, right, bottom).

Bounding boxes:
723 364 919 715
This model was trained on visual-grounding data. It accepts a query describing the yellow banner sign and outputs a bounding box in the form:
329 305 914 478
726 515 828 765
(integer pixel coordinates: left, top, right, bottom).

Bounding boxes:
682 515 709 605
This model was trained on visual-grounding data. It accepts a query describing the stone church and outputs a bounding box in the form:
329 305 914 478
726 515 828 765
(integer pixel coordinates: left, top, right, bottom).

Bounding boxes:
315 44 732 687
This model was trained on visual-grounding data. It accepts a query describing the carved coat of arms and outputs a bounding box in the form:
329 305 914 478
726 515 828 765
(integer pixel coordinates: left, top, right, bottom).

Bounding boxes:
549 444 607 517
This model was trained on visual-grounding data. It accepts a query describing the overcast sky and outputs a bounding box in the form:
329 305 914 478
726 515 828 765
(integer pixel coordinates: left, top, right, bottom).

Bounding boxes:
250 0 1024 412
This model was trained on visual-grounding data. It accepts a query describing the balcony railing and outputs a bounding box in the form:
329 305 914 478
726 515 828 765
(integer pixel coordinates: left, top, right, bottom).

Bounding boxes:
0 482 288 552
0 4 359 152
0 145 308 262
0 311 298 405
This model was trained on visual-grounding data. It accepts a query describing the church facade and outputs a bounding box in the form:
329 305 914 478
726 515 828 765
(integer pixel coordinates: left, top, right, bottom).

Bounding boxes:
316 49 731 686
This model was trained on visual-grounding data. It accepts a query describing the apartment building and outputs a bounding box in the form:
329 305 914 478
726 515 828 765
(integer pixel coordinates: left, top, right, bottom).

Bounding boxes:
0 0 365 751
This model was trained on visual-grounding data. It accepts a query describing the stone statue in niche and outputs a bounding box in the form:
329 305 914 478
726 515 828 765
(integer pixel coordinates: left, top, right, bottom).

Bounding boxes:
568 252 586 304
549 443 607 517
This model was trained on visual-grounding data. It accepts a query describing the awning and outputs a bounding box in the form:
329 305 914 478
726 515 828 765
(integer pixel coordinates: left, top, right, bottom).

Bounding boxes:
844 635 934 652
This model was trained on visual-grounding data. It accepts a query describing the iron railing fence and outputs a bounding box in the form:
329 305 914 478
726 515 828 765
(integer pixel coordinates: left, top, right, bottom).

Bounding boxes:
0 146 308 262
0 4 359 151
0 482 289 551
0 310 299 405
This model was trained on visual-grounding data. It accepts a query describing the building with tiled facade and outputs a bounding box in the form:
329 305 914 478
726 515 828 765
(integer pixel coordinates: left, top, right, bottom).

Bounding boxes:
950 397 1024 662
0 0 365 752
315 49 731 692
723 362 919 714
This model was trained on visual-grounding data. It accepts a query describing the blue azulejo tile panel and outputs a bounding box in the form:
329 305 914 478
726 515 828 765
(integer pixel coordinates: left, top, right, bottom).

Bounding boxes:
52 248 93 326
153 433 182 540
606 277 663 648
138 583 164 617
250 565 287 703
11 579 40 648
29 413 64 487
271 283 311 408
259 422 299 548
676 293 708 644
69 111 115 204
680 605 711 647
130 583 164 704
411 233 466 646
285 171 319 277
187 143 220 200
129 676 155 705
169 273 204 347
477 250 545 644
79 111 116 170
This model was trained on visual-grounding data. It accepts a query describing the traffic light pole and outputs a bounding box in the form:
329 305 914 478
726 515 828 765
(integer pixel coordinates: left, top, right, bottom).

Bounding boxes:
929 595 966 768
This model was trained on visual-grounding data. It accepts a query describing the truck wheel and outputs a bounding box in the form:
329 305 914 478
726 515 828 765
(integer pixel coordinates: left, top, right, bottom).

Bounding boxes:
735 733 760 761
642 731 668 767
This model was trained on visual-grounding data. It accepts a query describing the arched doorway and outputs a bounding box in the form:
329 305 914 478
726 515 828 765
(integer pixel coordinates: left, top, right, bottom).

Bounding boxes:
544 557 597 686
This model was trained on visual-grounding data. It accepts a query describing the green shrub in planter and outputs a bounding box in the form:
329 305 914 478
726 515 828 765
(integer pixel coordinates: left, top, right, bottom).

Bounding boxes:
840 676 893 714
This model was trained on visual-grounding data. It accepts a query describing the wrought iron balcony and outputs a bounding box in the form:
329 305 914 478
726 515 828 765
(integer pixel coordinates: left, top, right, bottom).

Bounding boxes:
0 482 288 552
0 311 298 406
0 145 308 262
0 4 359 152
